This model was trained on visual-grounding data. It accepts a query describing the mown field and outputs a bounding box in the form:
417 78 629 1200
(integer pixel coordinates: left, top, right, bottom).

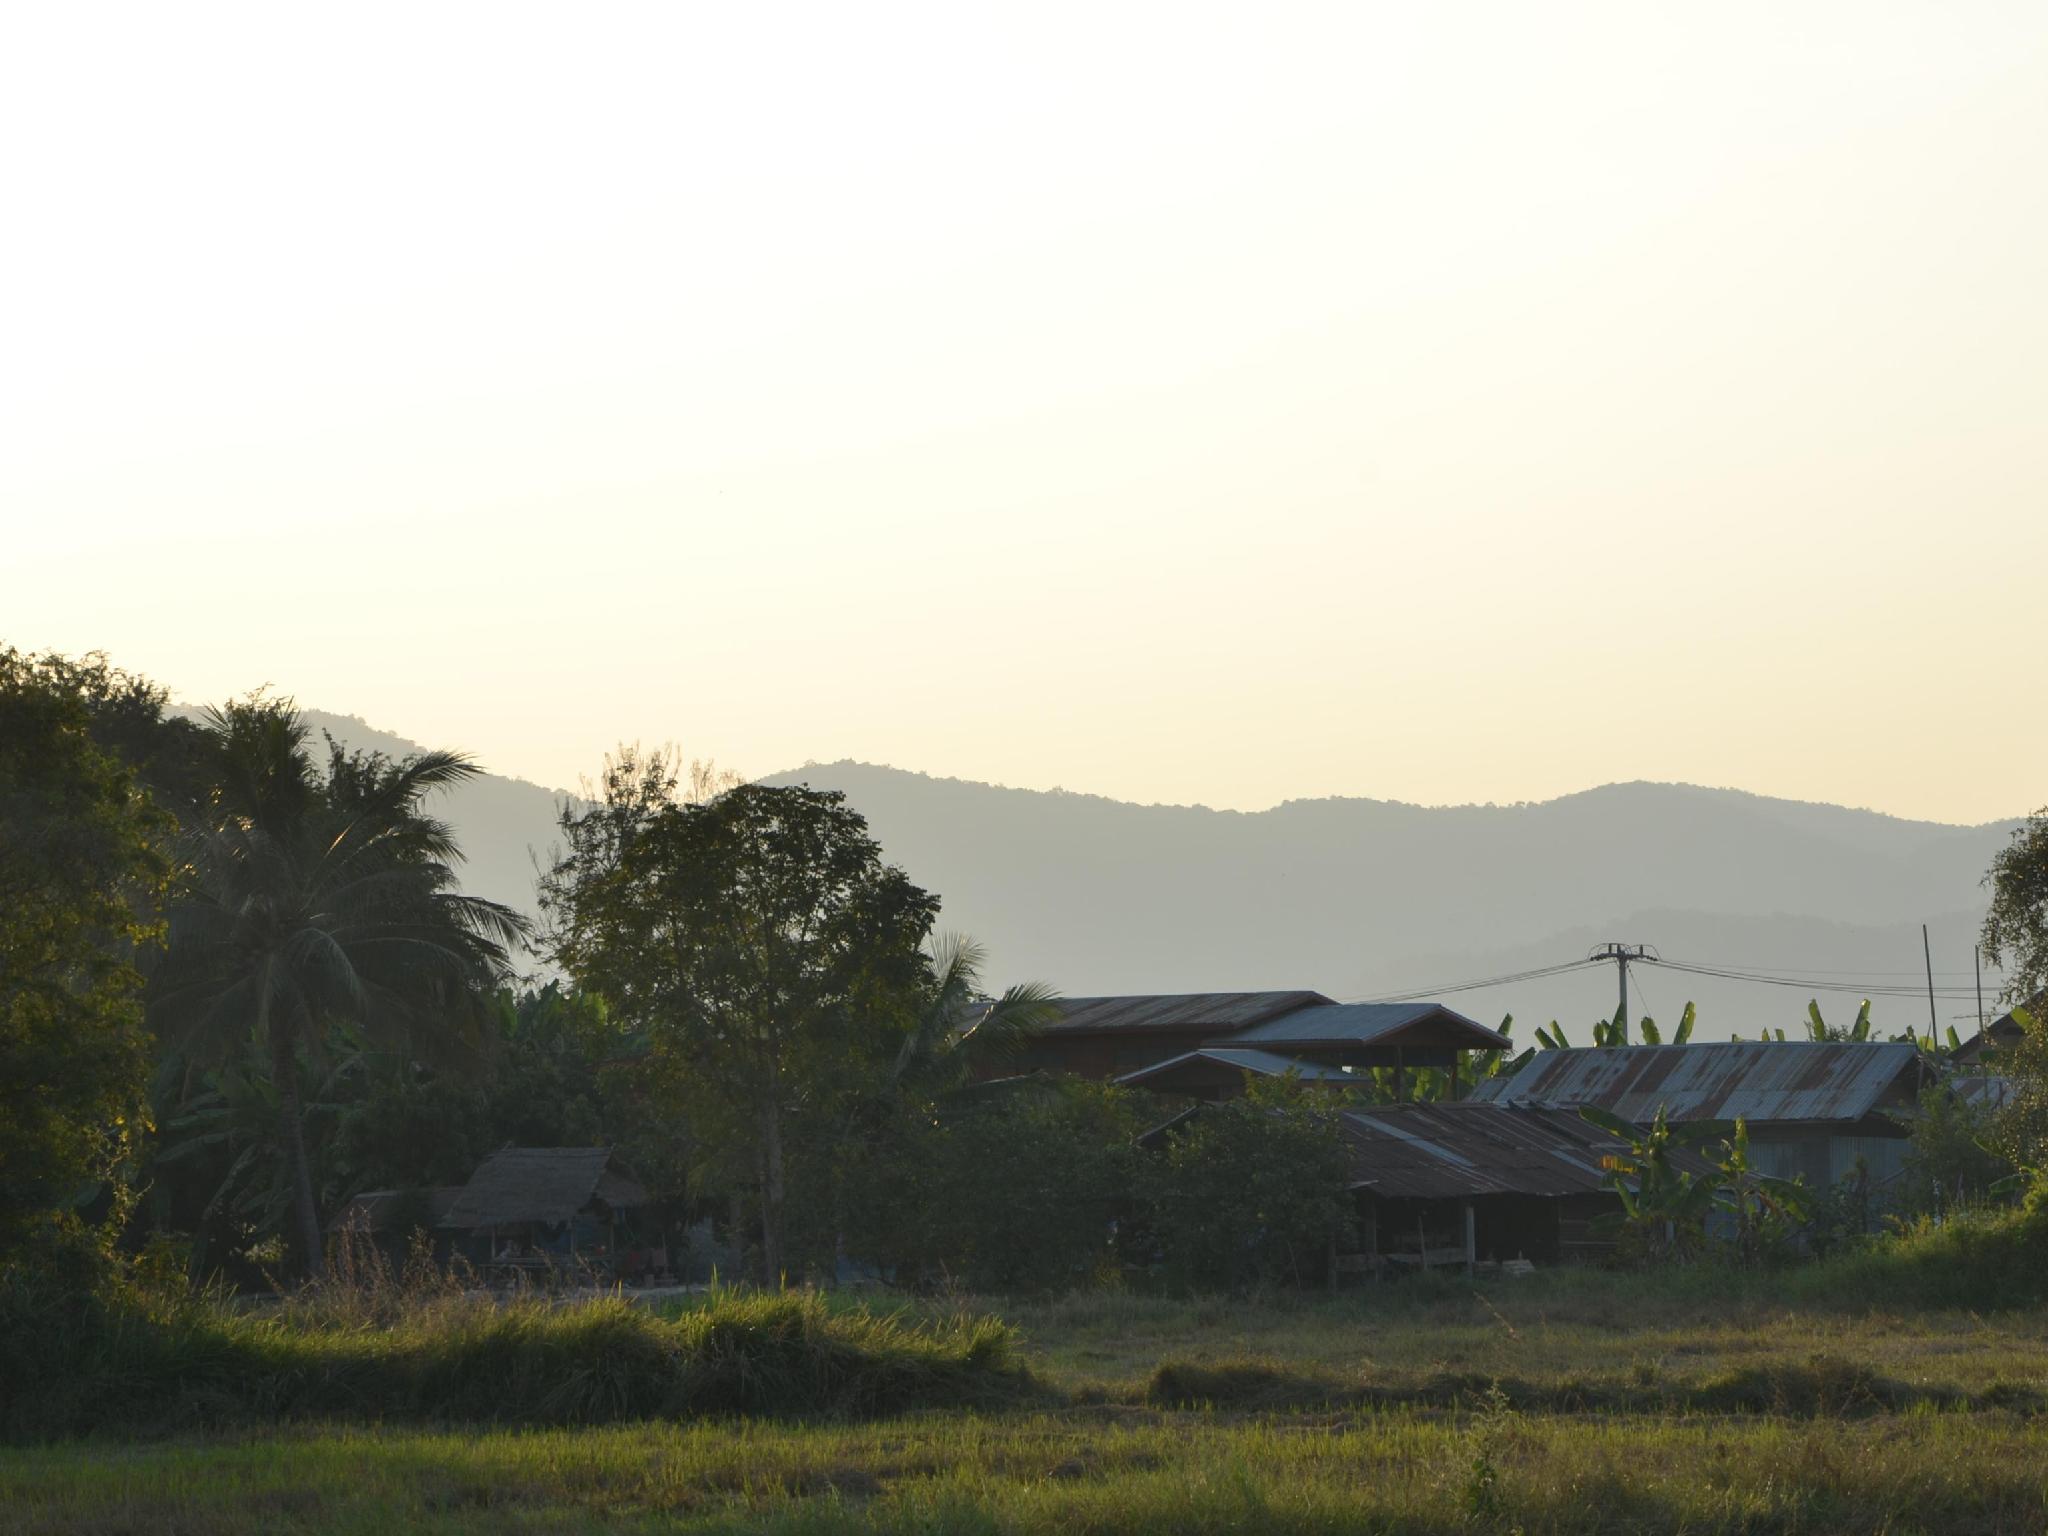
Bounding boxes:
7 1276 2048 1535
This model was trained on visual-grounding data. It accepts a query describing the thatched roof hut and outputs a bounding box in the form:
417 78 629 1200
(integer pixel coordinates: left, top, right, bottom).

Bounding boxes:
437 1147 650 1233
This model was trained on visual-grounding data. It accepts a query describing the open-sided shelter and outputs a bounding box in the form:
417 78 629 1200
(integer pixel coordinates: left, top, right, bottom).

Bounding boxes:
437 1146 656 1271
1338 1101 1713 1269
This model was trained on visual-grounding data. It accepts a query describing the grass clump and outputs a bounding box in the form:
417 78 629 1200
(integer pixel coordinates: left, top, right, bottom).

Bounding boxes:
0 1270 1034 1442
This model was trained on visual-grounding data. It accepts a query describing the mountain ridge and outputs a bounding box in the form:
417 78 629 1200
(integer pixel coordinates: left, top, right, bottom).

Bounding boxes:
218 716 2018 1039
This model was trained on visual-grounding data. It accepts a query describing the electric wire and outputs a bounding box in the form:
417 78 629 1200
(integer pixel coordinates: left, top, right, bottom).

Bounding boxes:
1341 958 1603 1005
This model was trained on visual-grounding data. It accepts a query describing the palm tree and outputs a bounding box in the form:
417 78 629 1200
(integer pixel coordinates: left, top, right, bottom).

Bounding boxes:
889 933 1061 1101
152 699 527 1277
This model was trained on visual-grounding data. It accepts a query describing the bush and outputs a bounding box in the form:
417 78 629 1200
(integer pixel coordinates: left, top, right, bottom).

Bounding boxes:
844 1078 1142 1293
0 1273 1035 1442
1898 1083 2012 1216
1139 1075 1354 1290
1785 1176 2048 1311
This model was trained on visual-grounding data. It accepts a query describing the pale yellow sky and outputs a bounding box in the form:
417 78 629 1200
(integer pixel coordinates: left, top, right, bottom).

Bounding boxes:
5 4 2045 822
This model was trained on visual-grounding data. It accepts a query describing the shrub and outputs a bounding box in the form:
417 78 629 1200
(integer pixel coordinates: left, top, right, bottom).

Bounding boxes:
1786 1175 2048 1311
1139 1075 1354 1290
845 1078 1142 1293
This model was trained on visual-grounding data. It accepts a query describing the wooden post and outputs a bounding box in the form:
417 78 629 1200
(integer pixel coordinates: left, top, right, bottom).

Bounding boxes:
1417 1212 1429 1272
1450 1050 1460 1102
1923 924 1939 1046
1394 1048 1406 1102
1463 1200 1476 1277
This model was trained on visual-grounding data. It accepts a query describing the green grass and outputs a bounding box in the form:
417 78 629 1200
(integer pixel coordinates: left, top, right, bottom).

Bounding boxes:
7 1410 2048 1534
0 1281 1035 1442
10 1248 2048 1532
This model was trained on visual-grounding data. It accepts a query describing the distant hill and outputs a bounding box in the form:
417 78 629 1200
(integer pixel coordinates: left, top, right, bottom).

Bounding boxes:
756 762 2019 1042
229 716 2021 1040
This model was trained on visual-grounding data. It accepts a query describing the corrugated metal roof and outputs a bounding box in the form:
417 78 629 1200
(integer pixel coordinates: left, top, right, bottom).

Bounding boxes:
439 1147 650 1231
1485 1041 1921 1125
1951 1075 2016 1110
1340 1102 1715 1200
1115 1047 1356 1088
1228 1002 1510 1051
1040 991 1333 1035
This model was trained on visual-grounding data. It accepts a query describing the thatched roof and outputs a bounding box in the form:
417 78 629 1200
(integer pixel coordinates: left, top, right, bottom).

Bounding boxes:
438 1147 650 1231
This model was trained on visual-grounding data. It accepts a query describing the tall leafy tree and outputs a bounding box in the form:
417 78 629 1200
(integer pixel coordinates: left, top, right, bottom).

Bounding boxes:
152 699 526 1277
1984 810 2048 1009
542 751 939 1280
0 649 171 1261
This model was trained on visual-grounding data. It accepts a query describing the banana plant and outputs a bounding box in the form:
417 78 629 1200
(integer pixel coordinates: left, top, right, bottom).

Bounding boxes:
1579 1104 1732 1259
1638 1002 1696 1047
1538 1002 1697 1050
1714 1117 1813 1265
1806 999 1873 1042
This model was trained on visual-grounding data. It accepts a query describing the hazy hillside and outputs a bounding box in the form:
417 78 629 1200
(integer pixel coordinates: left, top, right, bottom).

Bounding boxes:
258 717 2020 1041
757 763 2018 1042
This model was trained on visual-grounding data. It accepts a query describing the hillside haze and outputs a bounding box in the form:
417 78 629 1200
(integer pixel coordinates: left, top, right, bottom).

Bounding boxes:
285 716 2017 1042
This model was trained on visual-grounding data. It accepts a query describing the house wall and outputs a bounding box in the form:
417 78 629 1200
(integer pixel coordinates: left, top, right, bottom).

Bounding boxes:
1747 1131 1908 1192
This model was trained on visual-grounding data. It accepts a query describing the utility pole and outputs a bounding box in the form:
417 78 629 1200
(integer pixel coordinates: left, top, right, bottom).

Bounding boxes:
1922 924 1939 1046
1976 944 1985 1032
1588 943 1659 1030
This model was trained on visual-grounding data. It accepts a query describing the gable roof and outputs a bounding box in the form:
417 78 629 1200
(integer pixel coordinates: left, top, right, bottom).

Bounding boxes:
1340 1102 1714 1200
438 1147 650 1231
1114 1047 1356 1090
1482 1041 1922 1125
1952 991 2041 1064
1039 991 1333 1035
1227 1002 1510 1052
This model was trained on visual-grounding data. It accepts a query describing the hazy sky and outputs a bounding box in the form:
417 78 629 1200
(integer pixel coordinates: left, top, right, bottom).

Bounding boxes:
7 5 2045 823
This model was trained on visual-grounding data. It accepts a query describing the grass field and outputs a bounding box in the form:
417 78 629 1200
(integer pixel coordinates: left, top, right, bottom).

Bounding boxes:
8 1275 2048 1534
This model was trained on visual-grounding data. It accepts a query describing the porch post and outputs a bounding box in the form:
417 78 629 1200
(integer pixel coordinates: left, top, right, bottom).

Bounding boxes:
1463 1199 1476 1277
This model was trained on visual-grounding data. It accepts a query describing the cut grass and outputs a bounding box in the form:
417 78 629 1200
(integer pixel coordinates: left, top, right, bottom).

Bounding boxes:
8 1410 2048 1535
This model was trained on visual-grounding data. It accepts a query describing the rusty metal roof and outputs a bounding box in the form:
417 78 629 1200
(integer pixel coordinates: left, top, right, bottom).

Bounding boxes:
1040 991 1333 1035
1228 1002 1509 1052
1483 1041 1922 1125
1114 1047 1356 1089
1340 1102 1715 1200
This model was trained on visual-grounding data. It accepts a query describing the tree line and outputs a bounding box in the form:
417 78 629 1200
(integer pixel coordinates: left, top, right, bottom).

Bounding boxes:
6 643 2048 1292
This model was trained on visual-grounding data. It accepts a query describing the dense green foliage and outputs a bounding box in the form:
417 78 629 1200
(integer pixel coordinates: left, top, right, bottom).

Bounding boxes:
0 649 170 1262
1984 808 2048 1008
1899 1081 2013 1212
149 699 528 1275
1141 1075 1354 1289
842 1078 1143 1294
543 752 943 1281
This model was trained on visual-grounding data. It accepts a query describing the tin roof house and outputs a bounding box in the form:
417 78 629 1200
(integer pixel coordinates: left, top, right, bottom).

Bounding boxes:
1473 1040 1928 1190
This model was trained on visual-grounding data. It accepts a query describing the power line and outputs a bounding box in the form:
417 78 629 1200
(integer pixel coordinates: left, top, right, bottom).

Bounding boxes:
1653 958 1985 999
1343 959 1603 1005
